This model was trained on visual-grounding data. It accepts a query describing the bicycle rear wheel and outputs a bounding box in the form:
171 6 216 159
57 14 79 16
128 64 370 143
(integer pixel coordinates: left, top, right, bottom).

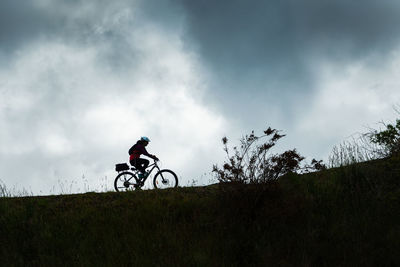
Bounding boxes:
153 169 178 189
114 172 138 192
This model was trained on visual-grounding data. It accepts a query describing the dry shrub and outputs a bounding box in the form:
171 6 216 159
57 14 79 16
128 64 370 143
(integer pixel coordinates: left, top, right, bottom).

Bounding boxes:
213 126 325 184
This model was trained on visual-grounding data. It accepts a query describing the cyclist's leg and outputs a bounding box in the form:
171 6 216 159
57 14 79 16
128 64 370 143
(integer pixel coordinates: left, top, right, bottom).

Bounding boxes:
141 158 150 171
130 159 143 173
131 158 148 173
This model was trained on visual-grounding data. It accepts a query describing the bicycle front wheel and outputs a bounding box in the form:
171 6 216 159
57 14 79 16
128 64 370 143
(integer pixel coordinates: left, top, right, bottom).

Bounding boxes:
153 169 178 189
114 172 138 192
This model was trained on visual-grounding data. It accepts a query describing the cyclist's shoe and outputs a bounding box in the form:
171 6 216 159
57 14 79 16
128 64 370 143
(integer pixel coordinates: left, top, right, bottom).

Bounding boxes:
138 173 145 179
134 179 145 189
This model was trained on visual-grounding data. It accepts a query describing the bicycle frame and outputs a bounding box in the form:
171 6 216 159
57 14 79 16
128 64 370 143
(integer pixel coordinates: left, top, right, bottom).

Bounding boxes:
141 161 160 179
131 160 161 183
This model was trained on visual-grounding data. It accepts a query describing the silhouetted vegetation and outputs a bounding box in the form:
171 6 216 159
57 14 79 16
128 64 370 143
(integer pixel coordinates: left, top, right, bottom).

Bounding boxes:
369 118 400 157
328 117 400 168
212 127 325 184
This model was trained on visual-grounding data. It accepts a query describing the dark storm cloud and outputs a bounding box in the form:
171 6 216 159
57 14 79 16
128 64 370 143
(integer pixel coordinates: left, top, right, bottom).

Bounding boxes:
0 0 134 67
0 1 61 55
0 0 186 72
291 1 400 59
3 0 399 87
178 0 400 99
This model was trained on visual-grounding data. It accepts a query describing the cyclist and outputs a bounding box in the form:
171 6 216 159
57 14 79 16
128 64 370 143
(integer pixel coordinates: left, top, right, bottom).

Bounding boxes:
129 136 159 179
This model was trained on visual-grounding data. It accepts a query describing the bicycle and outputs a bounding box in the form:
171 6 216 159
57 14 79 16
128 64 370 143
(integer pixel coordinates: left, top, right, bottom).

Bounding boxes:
114 160 178 191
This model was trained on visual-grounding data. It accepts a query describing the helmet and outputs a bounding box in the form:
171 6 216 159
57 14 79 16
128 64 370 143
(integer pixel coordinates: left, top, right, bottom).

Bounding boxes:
141 136 150 142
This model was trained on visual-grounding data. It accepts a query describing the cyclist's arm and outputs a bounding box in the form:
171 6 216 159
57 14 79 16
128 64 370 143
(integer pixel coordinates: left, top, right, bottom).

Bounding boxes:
147 153 158 160
141 146 158 160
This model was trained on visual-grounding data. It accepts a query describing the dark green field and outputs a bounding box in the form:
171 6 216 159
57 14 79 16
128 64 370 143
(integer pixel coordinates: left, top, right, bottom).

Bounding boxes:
1 157 399 266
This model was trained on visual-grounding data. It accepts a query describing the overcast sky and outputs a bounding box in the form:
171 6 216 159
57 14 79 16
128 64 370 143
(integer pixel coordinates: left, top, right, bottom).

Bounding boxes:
1 0 400 195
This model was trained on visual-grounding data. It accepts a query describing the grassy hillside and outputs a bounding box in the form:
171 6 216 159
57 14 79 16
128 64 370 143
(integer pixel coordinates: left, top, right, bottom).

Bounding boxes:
1 157 399 266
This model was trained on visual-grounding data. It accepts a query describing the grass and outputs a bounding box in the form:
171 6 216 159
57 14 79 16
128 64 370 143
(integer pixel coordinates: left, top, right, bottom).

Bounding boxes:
1 156 399 266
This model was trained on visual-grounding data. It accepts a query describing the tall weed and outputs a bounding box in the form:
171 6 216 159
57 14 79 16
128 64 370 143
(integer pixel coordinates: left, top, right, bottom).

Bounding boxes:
328 136 378 168
0 180 10 198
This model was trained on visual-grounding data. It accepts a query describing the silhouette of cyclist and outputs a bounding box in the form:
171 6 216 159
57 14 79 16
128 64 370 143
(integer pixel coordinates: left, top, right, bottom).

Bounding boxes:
129 136 159 179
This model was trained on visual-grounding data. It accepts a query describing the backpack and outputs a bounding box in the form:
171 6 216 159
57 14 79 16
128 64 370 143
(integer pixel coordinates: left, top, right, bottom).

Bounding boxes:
128 144 137 155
